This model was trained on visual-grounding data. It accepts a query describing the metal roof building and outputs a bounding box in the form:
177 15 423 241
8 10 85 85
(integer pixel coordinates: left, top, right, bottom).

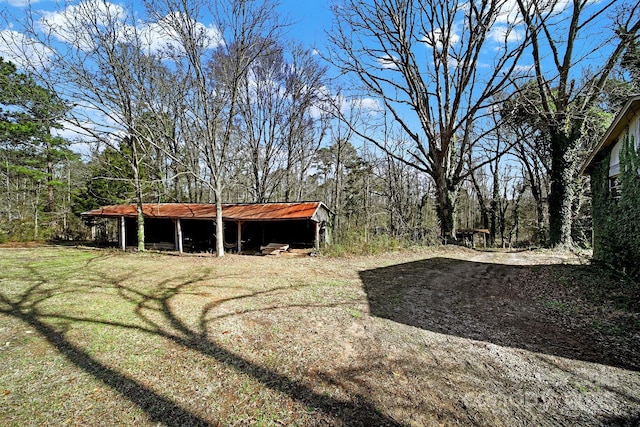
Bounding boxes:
82 202 333 253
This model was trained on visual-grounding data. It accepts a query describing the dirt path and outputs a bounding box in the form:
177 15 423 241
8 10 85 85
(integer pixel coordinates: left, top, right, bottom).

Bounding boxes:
344 249 640 425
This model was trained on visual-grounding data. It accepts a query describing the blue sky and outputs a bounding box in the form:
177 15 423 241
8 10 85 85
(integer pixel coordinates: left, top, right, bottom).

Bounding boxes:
0 0 345 146
0 0 335 54
0 0 633 151
0 0 624 83
280 0 333 50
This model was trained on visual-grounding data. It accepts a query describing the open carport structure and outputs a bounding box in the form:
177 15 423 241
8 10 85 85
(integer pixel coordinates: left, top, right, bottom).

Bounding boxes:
82 202 332 253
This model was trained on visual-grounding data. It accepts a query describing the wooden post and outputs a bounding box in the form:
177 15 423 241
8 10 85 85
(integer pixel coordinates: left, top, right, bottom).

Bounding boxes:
237 221 242 253
119 215 126 251
314 221 320 250
175 218 183 253
324 221 331 245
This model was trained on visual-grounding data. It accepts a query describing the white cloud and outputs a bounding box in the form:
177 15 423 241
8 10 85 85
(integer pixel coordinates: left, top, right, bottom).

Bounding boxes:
496 0 571 24
139 20 181 54
495 0 522 24
4 0 40 6
378 54 399 69
0 29 53 70
308 85 333 119
513 64 534 74
65 102 133 148
308 87 381 119
38 1 223 55
350 97 381 113
488 25 523 45
422 28 460 50
140 12 224 55
38 0 128 51
53 119 93 144
336 94 381 116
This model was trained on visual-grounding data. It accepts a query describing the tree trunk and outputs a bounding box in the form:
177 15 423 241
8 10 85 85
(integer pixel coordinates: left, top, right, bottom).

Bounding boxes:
535 198 545 244
529 171 546 245
417 188 431 238
469 168 490 232
136 201 145 251
215 182 224 257
131 138 145 252
45 138 55 213
490 170 499 246
548 131 574 247
434 173 457 242
5 159 11 222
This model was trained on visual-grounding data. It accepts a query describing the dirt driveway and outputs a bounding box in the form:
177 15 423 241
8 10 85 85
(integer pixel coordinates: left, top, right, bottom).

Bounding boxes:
349 249 640 425
362 250 638 370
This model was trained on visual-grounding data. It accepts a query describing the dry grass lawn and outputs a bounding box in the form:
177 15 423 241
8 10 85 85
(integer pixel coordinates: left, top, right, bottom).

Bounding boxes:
0 245 638 426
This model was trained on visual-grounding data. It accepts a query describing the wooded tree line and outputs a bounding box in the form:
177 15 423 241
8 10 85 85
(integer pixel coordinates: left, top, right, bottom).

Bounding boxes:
1 0 639 254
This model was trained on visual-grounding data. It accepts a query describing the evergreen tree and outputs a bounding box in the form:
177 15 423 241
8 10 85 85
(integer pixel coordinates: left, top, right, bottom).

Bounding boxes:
0 58 74 240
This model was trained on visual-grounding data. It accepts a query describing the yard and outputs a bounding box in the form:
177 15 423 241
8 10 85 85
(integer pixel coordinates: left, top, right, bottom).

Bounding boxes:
1 245 639 426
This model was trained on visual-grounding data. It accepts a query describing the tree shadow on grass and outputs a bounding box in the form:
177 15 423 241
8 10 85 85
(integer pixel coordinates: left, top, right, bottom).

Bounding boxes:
0 257 402 426
359 257 640 372
2 301 213 426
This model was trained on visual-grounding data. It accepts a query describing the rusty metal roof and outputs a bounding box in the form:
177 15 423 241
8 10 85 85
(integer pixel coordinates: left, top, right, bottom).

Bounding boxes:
82 202 328 222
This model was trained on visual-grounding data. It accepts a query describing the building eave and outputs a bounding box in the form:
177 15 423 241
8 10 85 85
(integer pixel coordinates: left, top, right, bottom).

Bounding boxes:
581 94 640 175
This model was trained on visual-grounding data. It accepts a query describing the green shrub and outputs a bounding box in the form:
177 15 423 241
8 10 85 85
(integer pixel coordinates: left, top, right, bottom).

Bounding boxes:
322 226 434 256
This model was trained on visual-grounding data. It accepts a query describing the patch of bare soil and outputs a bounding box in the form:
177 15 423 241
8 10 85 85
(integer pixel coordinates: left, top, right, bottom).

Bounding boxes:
362 250 639 370
343 249 640 426
0 241 50 248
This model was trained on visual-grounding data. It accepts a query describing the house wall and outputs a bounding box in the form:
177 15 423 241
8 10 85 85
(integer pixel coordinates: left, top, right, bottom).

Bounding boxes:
590 119 640 278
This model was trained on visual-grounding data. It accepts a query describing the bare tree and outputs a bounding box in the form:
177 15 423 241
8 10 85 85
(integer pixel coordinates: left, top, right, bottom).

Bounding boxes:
3 0 183 251
281 43 330 203
511 120 549 244
238 40 287 203
327 0 527 240
237 41 328 203
147 0 286 256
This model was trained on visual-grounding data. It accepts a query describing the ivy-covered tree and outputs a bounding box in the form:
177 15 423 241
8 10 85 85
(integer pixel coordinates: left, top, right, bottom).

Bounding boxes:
515 0 640 247
622 38 640 90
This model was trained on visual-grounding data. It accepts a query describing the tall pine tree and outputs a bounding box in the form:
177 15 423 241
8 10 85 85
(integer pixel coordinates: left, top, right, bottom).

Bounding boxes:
0 58 74 240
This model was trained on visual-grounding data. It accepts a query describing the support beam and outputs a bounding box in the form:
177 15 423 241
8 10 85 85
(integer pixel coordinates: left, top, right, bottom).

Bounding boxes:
175 218 183 253
314 221 320 251
119 215 126 251
237 221 242 253
325 222 331 245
